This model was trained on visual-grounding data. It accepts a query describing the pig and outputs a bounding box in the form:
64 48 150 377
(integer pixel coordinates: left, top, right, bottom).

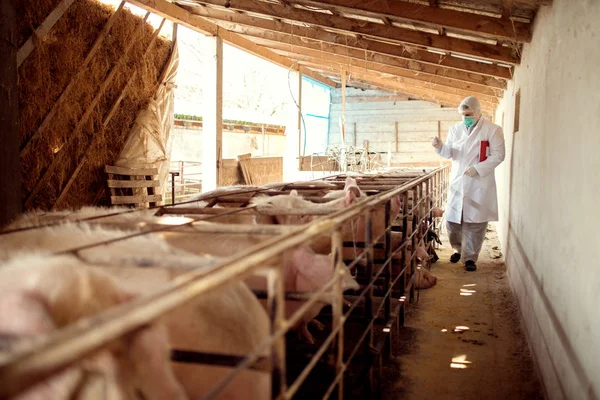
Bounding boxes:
7 206 356 360
251 178 404 262
0 253 187 400
245 246 359 344
0 220 271 400
415 245 433 265
414 264 437 290
432 207 444 218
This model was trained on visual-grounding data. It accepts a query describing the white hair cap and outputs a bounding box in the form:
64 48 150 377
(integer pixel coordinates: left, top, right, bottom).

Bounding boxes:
457 96 482 116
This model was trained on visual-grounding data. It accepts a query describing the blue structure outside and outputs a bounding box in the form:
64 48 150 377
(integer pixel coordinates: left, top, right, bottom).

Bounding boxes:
300 76 331 157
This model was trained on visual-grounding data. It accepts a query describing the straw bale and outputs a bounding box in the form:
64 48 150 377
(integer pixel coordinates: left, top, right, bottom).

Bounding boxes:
17 0 172 210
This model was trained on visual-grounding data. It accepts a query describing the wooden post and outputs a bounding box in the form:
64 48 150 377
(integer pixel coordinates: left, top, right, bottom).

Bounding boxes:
298 70 303 170
353 122 357 147
341 68 346 146
283 70 301 180
395 121 399 152
437 120 441 139
0 0 22 227
201 35 223 192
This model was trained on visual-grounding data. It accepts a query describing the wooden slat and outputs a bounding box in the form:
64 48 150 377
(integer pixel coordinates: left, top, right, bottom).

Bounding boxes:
306 64 499 108
24 12 151 210
273 49 503 98
20 2 126 158
104 165 159 176
17 0 77 67
210 18 512 80
126 0 336 88
289 0 532 42
264 40 507 90
0 0 21 227
110 194 162 205
502 0 514 19
339 75 496 114
185 0 520 64
107 180 160 188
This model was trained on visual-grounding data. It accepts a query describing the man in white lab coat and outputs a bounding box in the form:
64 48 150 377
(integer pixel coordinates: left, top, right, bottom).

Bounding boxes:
432 96 505 271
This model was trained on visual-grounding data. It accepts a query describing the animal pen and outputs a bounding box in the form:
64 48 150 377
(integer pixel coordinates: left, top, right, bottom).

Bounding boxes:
3 0 567 398
0 167 449 399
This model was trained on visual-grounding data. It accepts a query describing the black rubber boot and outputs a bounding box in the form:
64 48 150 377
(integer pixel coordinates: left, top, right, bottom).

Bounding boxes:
465 260 477 272
450 252 461 263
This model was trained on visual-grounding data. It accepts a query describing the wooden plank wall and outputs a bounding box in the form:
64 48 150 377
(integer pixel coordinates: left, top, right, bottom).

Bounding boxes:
329 88 460 167
221 157 283 186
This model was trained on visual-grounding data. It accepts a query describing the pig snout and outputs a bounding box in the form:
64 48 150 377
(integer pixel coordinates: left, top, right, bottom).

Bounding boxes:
414 266 437 290
432 207 445 218
415 246 432 263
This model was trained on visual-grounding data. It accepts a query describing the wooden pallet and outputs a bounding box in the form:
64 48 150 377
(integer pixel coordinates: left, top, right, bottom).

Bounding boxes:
105 165 161 208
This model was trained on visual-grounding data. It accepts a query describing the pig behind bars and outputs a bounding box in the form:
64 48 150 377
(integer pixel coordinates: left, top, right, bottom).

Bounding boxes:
0 219 271 400
9 206 358 347
0 254 187 400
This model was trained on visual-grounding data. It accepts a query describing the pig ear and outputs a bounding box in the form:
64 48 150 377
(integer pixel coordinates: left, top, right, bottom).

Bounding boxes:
343 190 357 207
348 186 361 199
290 190 299 197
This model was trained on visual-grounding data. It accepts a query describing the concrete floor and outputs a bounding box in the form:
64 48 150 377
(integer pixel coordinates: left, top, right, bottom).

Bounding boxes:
381 225 545 400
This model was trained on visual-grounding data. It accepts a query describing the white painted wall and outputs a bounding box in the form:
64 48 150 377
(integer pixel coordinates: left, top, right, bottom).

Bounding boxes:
170 127 286 162
328 88 462 166
494 1 600 398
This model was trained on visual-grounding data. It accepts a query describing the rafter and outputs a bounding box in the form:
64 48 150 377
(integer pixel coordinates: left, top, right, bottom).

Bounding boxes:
126 0 336 87
268 47 502 98
303 62 498 108
184 0 520 64
286 0 532 42
502 0 514 19
190 9 512 80
336 73 496 114
252 36 506 91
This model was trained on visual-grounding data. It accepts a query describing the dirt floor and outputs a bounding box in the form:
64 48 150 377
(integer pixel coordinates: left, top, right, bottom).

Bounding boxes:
381 224 545 400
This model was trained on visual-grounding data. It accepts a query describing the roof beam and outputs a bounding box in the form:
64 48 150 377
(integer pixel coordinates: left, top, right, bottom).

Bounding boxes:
339 73 496 113
289 0 532 42
303 62 498 107
250 36 506 91
268 47 502 98
188 7 512 80
184 0 520 64
126 0 336 87
502 0 514 19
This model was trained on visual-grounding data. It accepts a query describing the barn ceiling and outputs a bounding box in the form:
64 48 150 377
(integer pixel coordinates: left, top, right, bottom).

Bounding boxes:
137 0 552 113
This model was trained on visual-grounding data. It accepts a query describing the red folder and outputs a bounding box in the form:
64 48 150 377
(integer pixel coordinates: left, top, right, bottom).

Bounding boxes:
480 140 490 162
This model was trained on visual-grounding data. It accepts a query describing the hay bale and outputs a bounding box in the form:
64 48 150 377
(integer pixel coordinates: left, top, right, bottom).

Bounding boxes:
17 0 172 210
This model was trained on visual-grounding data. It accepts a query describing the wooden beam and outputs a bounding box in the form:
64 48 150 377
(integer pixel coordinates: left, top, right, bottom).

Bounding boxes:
201 35 223 192
327 71 497 113
20 2 126 158
17 0 77 67
269 47 503 97
297 70 302 169
502 0 514 19
126 0 336 87
287 0 532 42
186 0 520 63
200 13 512 80
252 36 507 90
341 68 346 146
298 61 499 105
0 0 21 227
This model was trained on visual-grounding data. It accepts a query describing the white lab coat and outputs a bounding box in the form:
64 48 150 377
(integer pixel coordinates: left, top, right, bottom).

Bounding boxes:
436 117 505 224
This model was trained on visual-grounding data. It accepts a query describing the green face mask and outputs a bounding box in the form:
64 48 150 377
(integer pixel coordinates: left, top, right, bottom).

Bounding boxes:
463 116 476 128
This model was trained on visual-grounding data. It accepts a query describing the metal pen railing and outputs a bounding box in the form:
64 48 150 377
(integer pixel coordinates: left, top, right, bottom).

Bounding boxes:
0 167 449 399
